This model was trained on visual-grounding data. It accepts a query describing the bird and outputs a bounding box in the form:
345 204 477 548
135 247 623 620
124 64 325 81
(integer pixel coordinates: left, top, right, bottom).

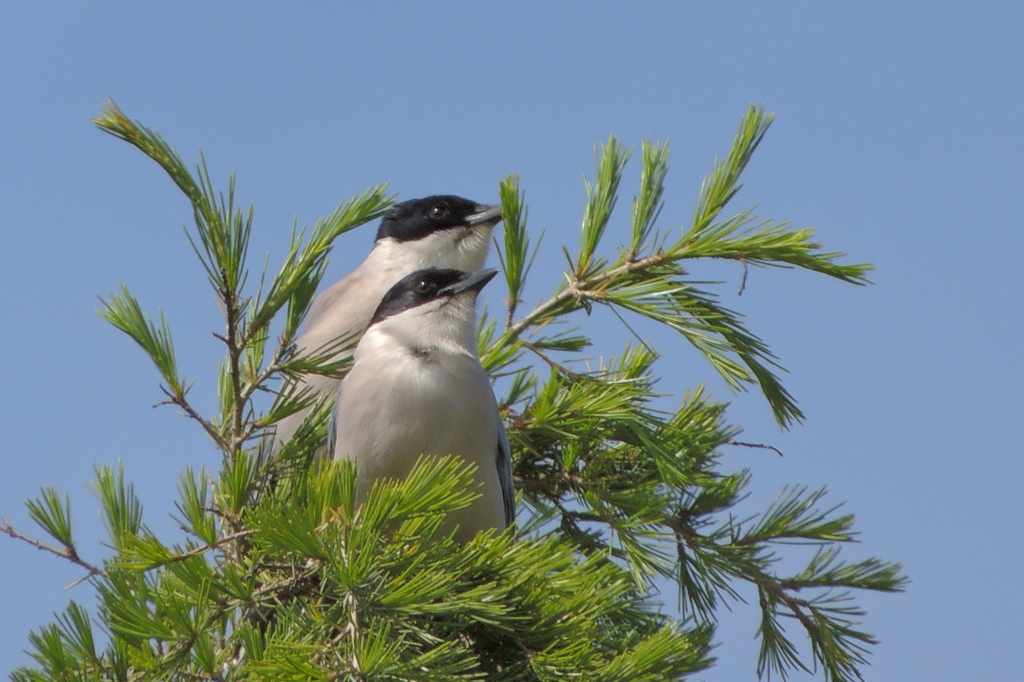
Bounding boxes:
328 267 515 541
272 195 504 451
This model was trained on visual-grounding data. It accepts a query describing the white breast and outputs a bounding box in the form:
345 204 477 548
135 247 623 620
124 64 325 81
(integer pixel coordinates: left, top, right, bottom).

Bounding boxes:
332 324 505 541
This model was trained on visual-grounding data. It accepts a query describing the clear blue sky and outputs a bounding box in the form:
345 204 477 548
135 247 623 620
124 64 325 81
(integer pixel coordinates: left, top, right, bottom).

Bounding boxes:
2 4 1021 680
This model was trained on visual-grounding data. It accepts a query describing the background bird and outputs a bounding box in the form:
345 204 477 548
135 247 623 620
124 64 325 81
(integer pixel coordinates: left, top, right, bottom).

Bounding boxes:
328 267 515 542
272 195 503 450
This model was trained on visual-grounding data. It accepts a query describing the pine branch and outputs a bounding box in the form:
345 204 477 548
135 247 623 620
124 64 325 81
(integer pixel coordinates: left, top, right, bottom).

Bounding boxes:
158 385 230 452
0 519 105 580
498 106 871 427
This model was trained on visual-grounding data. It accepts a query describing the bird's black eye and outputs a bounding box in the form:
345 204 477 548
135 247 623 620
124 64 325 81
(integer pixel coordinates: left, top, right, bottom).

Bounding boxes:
414 278 434 295
427 202 450 220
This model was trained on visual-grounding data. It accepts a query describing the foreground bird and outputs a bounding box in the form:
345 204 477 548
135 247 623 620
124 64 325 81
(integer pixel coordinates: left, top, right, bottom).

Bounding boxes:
328 267 515 541
272 196 503 450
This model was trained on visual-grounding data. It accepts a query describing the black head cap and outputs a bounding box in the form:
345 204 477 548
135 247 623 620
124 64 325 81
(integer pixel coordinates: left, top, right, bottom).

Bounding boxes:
375 195 501 243
370 268 499 325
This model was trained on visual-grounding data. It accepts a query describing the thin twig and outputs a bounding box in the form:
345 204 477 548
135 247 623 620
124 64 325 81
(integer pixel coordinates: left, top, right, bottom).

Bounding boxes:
506 251 666 341
0 519 106 579
161 386 229 451
504 289 521 331
758 580 823 651
737 257 749 295
148 529 256 568
513 463 593 500
238 339 291 407
520 341 586 382
726 438 784 457
222 271 246 451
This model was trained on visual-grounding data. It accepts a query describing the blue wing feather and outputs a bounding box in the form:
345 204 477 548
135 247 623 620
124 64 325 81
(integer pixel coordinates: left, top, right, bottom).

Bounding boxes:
496 419 516 528
325 393 338 460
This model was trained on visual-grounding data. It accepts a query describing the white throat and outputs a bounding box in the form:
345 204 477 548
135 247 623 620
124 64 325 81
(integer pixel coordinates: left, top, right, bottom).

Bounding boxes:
360 293 481 362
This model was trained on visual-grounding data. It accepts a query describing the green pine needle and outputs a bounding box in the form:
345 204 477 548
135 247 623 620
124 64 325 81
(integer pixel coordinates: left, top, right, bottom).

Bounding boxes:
6 102 905 682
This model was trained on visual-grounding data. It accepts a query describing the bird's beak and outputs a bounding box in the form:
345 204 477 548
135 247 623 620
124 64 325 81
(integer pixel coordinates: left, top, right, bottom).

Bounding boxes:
465 203 504 227
441 268 499 297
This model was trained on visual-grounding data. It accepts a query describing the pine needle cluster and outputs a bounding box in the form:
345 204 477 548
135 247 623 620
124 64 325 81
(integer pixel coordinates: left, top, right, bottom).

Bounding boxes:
4 102 905 682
